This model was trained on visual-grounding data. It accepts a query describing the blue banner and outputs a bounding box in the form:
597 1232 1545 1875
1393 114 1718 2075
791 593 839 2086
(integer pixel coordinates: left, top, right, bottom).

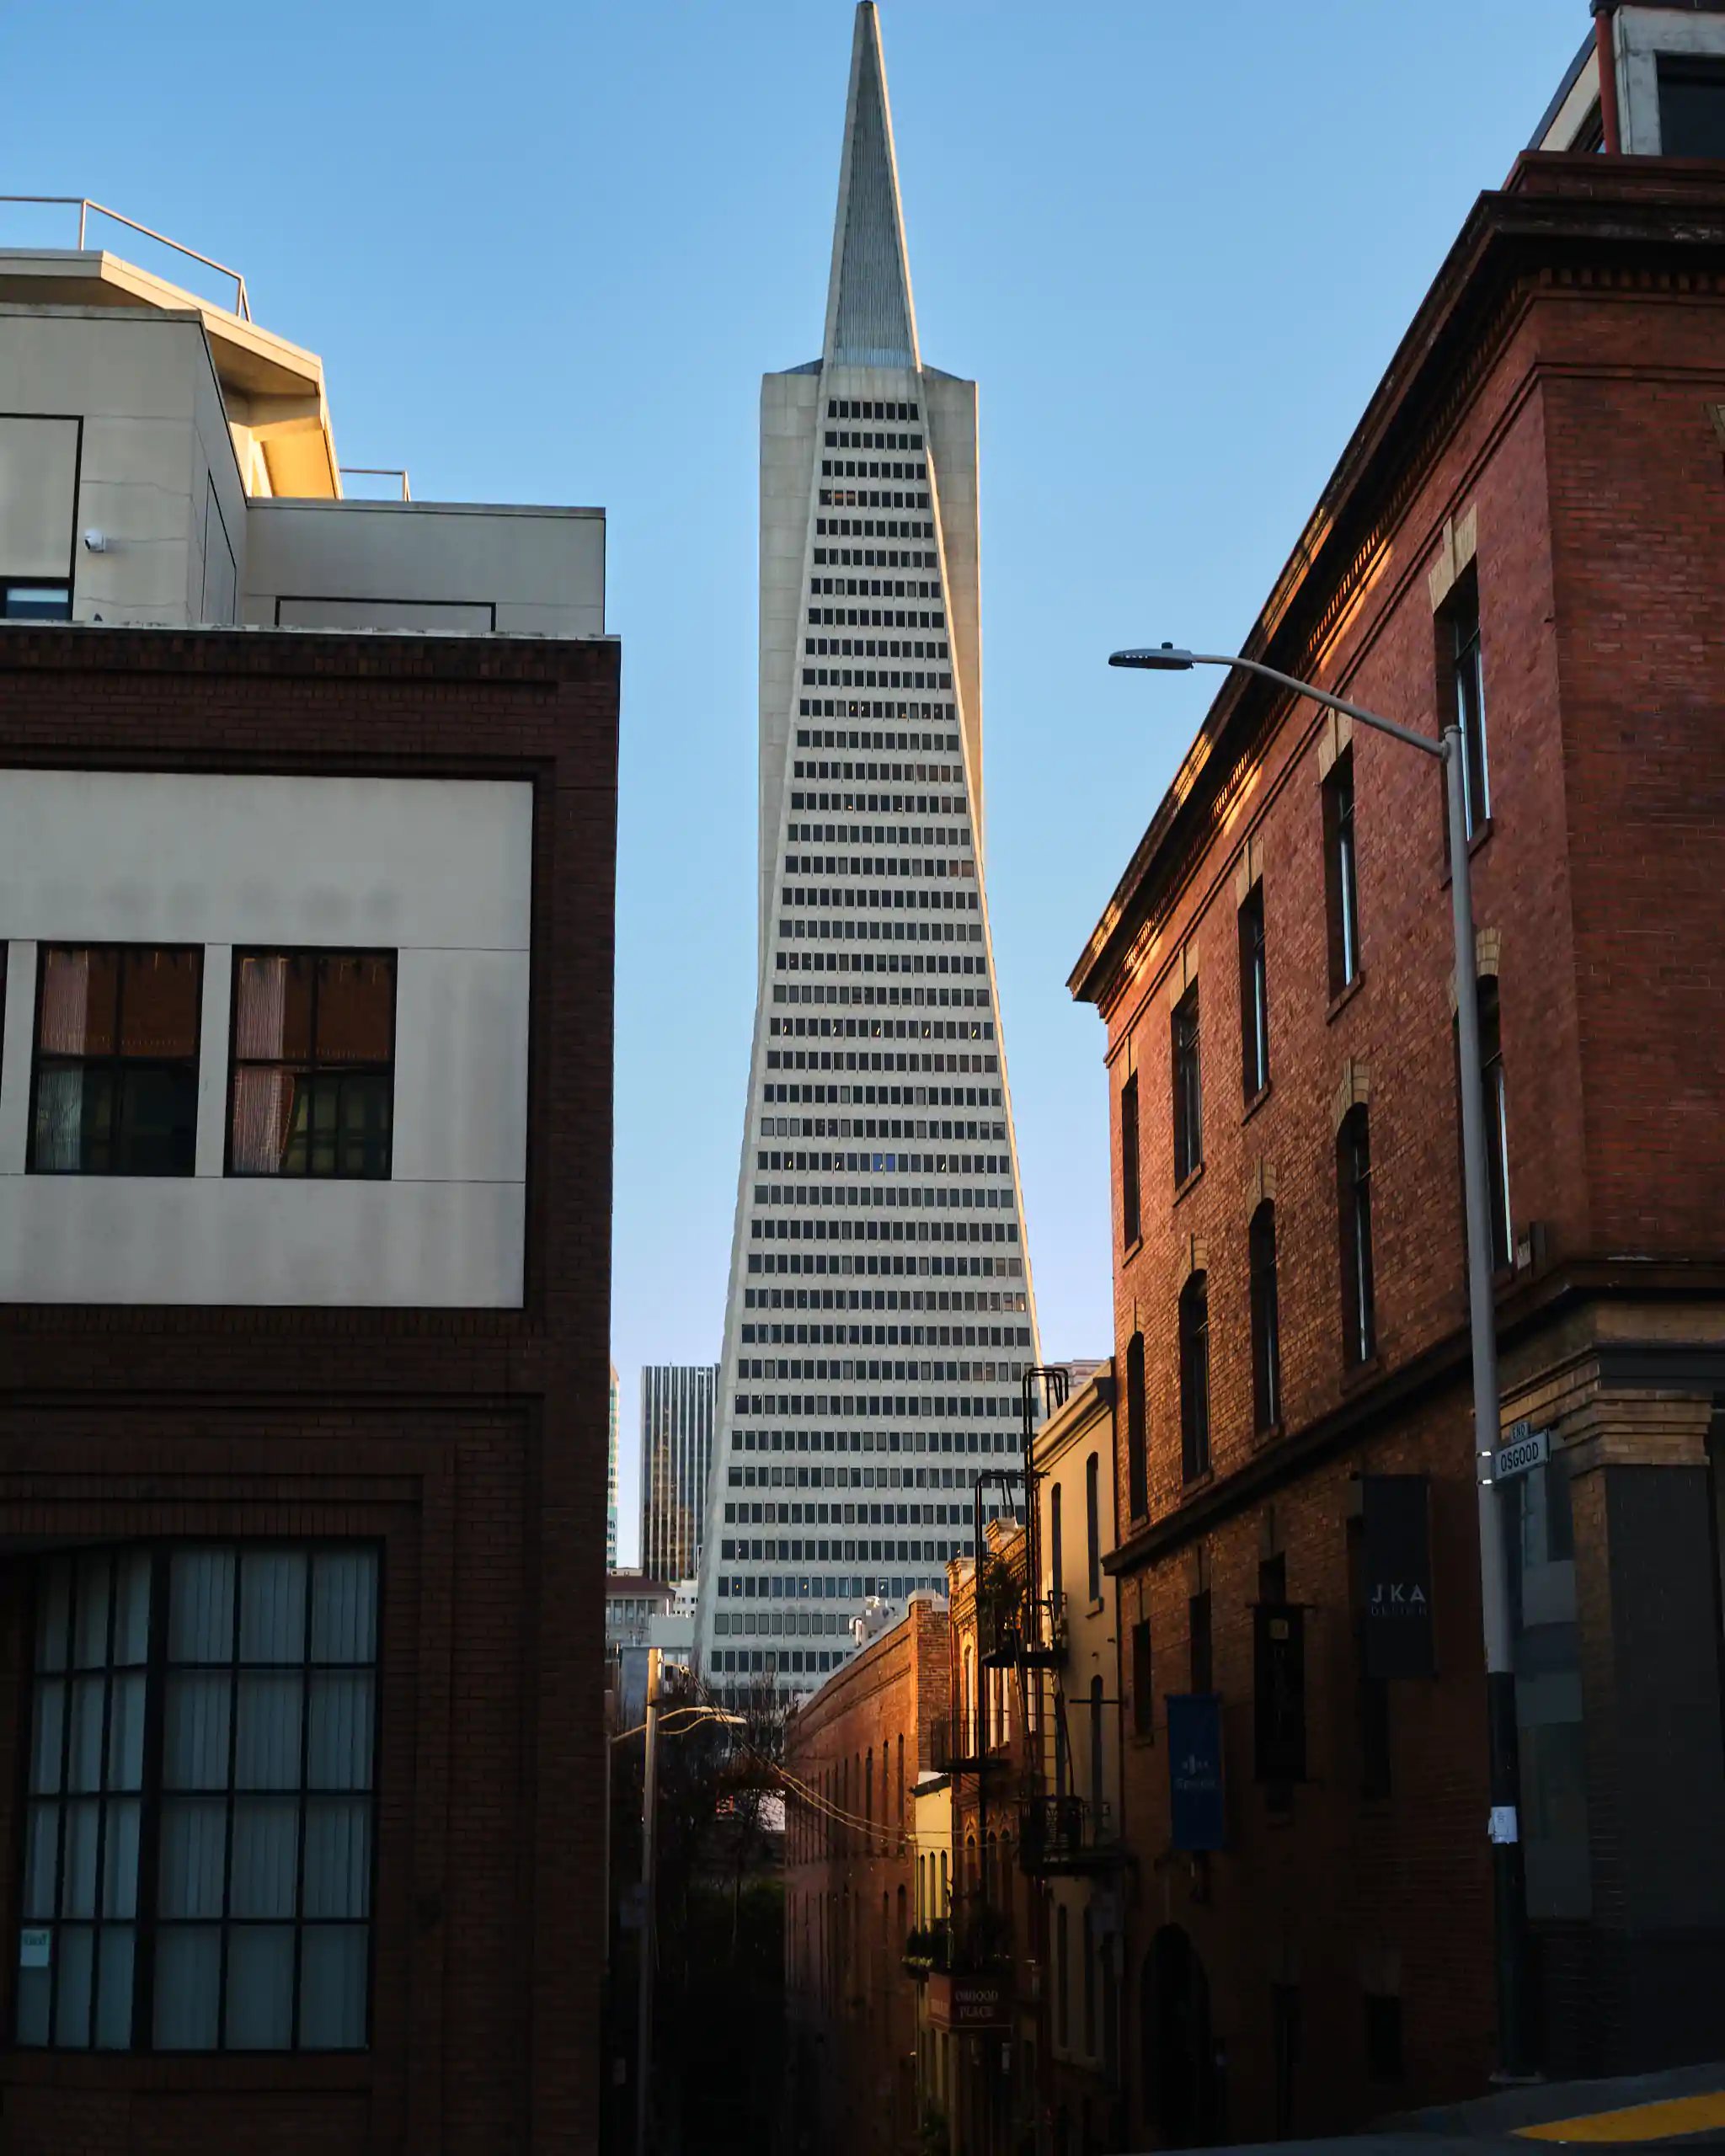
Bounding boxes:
1167 1692 1225 1851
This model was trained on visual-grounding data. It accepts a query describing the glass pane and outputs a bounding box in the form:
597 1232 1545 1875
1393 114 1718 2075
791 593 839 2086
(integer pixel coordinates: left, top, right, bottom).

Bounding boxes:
29 1679 65 1795
16 1962 51 2046
169 1549 234 1663
236 1673 302 1790
73 1554 111 1668
67 1676 105 1792
108 1672 146 1791
31 1065 89 1171
102 1796 140 1919
94 1923 134 2048
303 1798 371 1919
336 1075 393 1177
55 1923 93 2047
40 947 113 1057
239 1551 307 1663
35 1561 71 1673
311 1550 377 1663
233 953 291 1061
154 1926 221 2049
24 1801 60 1919
120 948 200 1059
316 955 393 1064
115 1065 198 1177
225 1925 294 2049
61 1799 99 1917
163 1673 232 1790
112 1550 152 1667
309 1675 373 1790
158 1797 227 1919
231 1798 299 1918
299 1925 368 2048
230 1067 296 1176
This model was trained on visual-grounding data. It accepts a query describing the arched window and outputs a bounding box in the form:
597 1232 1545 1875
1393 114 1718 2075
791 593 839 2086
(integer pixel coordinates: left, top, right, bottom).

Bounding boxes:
1085 1453 1101 1604
1338 1105 1376 1366
1178 1272 1211 1481
1126 1331 1148 1522
1249 1200 1282 1434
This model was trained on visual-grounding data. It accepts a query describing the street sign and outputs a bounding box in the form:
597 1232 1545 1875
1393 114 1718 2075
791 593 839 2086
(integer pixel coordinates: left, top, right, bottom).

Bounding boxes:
1494 1427 1550 1483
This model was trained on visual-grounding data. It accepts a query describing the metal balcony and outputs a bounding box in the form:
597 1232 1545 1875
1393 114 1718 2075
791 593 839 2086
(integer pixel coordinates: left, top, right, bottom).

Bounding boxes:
1017 1794 1124 1875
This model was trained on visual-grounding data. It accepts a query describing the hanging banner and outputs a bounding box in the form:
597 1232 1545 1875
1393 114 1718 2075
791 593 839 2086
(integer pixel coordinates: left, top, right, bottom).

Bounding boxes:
1362 1474 1435 1679
1253 1604 1306 1782
1167 1691 1225 1850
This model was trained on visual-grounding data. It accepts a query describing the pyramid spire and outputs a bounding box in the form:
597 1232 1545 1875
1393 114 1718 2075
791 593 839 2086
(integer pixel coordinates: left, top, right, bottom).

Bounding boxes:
822 3 920 370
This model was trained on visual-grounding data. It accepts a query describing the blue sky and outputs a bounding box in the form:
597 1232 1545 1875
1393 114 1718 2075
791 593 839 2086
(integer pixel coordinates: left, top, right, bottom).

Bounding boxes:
4 0 1588 1563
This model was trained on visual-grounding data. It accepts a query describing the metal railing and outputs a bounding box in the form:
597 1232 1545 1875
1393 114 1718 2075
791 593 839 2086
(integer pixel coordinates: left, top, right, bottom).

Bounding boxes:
1017 1793 1119 1870
0 197 250 320
339 467 413 503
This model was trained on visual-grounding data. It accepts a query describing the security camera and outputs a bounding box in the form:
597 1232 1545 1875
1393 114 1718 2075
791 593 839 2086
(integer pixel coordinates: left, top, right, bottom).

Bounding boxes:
83 529 107 554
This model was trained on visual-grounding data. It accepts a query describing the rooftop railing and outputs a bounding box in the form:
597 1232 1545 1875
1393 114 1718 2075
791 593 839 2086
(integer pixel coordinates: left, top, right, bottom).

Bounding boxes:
0 197 250 320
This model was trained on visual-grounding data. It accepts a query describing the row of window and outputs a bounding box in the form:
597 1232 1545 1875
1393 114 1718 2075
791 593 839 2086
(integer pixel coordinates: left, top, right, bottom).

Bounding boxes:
13 946 395 1181
810 547 937 570
809 578 938 601
773 953 987 979
740 1321 1028 1348
769 1016 989 1043
827 399 918 422
743 1286 1026 1315
804 667 953 693
713 1648 849 1674
793 729 957 755
737 1355 1017 1382
724 1493 988 1532
772 985 990 1011
783 853 973 879
780 885 979 911
820 459 926 484
807 609 945 632
756 1148 1006 1174
729 1428 1019 1465
760 1118 1006 1144
718 1548 963 1593
804 640 949 666
824 430 921 451
735 1384 1017 1416
791 755 960 782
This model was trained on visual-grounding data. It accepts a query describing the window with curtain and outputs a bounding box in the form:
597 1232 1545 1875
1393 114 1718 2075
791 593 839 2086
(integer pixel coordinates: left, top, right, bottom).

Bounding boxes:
1084 1455 1101 1605
1250 1201 1283 1434
1119 1071 1141 1246
1338 1106 1377 1367
1178 1273 1211 1481
30 946 201 1175
228 951 395 1178
19 1544 378 2052
1323 750 1360 995
1125 1332 1147 1523
1171 984 1203 1185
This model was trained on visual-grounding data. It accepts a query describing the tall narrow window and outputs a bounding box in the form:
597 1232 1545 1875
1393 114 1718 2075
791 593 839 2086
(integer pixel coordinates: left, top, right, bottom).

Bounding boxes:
1055 1903 1070 2048
29 947 202 1176
1084 1454 1101 1605
1171 985 1203 1185
1131 1618 1154 1739
1323 750 1360 995
1188 1589 1213 1694
1238 883 1269 1100
1249 1201 1283 1435
19 1543 377 2052
1449 568 1489 839
1178 1273 1211 1481
1125 1332 1147 1523
1050 1483 1064 1606
228 951 395 1180
1120 1072 1141 1248
1082 1904 1097 2057
1089 1677 1105 1818
1338 1106 1377 1367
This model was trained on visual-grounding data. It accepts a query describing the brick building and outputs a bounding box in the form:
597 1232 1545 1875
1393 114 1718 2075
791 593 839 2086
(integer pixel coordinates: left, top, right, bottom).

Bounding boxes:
784 1593 949 2156
1071 120 1725 2153
0 226 616 2150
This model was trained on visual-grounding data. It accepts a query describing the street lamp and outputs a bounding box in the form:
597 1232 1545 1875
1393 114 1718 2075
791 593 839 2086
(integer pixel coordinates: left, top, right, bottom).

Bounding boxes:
1110 643 1532 2082
623 1651 750 2156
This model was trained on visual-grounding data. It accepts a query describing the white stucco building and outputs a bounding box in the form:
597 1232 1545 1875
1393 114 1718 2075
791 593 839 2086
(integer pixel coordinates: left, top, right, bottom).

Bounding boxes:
694 6 1040 1690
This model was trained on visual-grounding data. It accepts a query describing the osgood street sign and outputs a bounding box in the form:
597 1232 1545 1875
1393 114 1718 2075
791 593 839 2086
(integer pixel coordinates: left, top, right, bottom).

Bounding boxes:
1494 1426 1550 1483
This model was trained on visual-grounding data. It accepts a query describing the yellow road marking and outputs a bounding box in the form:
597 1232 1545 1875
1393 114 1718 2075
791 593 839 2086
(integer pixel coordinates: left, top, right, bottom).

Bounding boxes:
1518 2093 1725 2143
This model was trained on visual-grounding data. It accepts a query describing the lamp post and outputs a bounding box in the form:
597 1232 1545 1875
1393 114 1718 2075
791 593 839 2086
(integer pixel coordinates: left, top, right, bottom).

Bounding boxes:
1109 643 1533 2082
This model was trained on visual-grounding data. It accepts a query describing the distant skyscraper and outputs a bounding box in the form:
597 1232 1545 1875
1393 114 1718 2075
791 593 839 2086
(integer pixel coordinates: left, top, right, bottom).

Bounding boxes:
607 1363 620 1569
693 3 1040 1691
641 1365 718 1584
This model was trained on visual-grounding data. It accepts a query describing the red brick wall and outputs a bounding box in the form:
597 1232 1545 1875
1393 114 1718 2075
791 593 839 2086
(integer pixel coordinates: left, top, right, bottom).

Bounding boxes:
0 626 618 2156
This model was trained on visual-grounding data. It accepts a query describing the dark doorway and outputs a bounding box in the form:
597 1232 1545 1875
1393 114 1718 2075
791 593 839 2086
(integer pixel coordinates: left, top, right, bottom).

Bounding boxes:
1142 1924 1215 2147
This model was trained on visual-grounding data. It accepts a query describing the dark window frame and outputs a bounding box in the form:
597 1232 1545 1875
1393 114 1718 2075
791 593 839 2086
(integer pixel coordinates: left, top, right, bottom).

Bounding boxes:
1338 1106 1377 1368
1249 1200 1283 1435
1178 1271 1211 1482
1171 984 1204 1185
1130 1618 1154 1740
19 1540 382 2055
1125 1332 1148 1524
2 579 73 622
1238 882 1270 1101
1658 53 1725 157
1365 1992 1404 2081
1084 1454 1101 1605
226 949 398 1182
1322 750 1360 996
1119 1070 1141 1247
28 944 203 1177
1445 567 1489 841
1188 1588 1213 1695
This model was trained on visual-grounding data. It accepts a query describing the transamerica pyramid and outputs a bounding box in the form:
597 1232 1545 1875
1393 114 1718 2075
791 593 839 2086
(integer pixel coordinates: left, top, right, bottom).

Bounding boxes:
693 3 1041 1692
